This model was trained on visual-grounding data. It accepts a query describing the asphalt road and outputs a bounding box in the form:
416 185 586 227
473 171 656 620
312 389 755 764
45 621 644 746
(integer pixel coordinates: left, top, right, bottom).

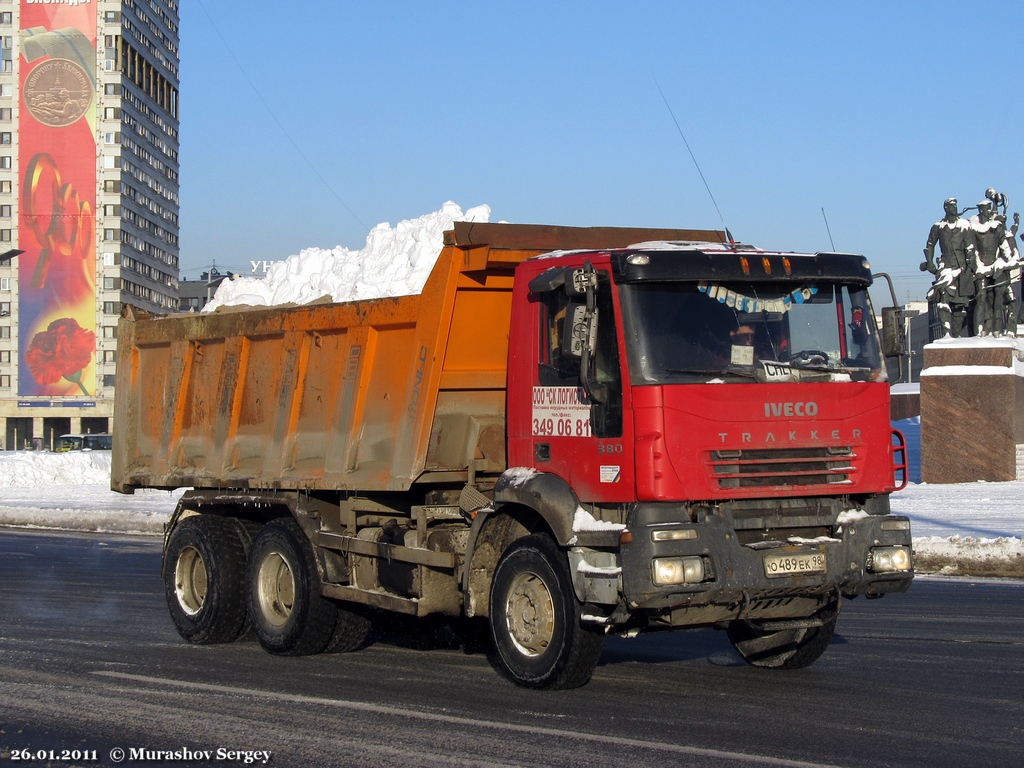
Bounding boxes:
0 529 1020 768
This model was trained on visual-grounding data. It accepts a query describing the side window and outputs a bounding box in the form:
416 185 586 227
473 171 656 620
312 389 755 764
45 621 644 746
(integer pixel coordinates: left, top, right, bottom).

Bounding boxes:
536 270 622 437
538 290 581 386
592 272 622 438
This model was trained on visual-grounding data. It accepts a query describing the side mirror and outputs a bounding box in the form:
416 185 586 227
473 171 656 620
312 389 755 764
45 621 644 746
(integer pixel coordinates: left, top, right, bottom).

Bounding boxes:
880 307 905 358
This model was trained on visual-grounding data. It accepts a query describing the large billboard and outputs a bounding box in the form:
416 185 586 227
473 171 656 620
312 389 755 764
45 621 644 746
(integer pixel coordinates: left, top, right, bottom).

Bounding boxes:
17 2 97 397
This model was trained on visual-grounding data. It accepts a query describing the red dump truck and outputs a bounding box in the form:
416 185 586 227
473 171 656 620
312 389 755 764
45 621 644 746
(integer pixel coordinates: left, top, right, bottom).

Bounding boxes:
112 222 912 689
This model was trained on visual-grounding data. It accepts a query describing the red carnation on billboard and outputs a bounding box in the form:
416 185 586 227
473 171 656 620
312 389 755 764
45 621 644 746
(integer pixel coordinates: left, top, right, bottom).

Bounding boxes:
25 317 96 395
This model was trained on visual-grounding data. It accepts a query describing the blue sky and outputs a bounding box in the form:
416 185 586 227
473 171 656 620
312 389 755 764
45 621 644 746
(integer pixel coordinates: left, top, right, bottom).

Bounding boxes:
179 1 1024 303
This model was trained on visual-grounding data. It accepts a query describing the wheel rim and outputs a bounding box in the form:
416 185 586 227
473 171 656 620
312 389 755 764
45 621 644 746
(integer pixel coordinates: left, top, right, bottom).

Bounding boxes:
174 545 207 616
504 571 555 657
257 551 295 628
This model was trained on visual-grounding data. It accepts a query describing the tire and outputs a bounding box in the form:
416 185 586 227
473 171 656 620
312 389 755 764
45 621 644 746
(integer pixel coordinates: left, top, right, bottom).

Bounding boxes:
163 514 249 644
324 603 373 654
449 616 493 655
247 517 338 656
229 518 263 640
727 600 840 669
489 534 605 689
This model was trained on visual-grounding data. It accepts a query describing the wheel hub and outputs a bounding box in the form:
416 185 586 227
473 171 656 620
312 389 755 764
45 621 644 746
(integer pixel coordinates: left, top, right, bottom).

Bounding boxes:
505 572 555 656
256 551 295 628
174 545 207 616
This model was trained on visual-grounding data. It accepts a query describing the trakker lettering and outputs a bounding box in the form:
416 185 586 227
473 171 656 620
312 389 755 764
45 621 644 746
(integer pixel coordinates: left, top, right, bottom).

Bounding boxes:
718 428 862 443
765 401 819 417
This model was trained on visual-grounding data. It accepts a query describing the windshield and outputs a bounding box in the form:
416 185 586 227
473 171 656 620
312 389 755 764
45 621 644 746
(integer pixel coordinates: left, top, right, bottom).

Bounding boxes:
619 281 886 384
84 435 112 450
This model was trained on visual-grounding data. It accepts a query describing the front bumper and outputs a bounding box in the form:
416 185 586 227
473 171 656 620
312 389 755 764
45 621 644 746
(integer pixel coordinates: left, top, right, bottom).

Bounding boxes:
617 499 913 626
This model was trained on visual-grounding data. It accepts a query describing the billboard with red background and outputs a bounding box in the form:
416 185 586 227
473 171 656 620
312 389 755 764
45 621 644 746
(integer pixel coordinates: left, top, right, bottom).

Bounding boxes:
18 2 97 396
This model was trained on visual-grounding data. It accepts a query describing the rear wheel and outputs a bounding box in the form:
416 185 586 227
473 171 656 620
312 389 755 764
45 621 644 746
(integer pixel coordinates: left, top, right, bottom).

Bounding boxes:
163 515 249 644
489 534 605 689
727 600 840 669
228 518 262 640
325 603 373 653
247 518 338 656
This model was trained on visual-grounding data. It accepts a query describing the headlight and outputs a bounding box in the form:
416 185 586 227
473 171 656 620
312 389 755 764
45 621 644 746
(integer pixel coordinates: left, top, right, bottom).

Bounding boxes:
868 545 912 573
651 528 698 542
652 556 705 586
880 519 911 531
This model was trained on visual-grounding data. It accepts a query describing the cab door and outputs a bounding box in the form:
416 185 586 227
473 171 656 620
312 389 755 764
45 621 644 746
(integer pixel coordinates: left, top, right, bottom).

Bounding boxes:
529 266 634 502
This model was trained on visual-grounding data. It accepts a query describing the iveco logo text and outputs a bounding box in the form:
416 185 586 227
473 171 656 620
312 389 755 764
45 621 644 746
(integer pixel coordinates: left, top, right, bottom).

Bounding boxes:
764 401 818 417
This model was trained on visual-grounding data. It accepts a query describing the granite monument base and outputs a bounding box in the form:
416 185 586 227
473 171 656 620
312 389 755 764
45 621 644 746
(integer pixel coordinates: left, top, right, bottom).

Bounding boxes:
919 339 1024 484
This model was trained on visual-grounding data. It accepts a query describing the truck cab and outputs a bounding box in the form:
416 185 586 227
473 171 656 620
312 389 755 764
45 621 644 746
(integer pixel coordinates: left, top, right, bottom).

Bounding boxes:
490 241 911 676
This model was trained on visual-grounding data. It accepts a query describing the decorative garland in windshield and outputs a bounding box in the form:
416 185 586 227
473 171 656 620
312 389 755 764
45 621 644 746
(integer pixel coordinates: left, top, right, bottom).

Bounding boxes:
697 282 819 314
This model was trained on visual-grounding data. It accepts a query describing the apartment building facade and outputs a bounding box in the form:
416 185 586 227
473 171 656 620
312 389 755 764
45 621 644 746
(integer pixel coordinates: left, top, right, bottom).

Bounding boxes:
0 0 179 450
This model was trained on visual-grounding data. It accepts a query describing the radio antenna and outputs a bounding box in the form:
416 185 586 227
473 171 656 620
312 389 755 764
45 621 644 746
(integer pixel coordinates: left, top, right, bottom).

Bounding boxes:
654 76 729 237
821 207 836 250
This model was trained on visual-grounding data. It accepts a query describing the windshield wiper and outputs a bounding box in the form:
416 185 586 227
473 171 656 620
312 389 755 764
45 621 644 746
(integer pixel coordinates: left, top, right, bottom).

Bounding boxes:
663 367 757 379
787 350 840 372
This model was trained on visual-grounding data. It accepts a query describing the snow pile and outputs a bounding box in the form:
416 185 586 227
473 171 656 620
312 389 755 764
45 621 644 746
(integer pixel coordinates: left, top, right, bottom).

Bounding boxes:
205 201 491 310
913 535 1023 578
573 506 627 532
0 451 183 534
0 450 111 487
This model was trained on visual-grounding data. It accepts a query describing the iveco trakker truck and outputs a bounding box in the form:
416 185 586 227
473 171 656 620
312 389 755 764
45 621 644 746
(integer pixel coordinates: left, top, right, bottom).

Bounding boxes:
112 222 912 689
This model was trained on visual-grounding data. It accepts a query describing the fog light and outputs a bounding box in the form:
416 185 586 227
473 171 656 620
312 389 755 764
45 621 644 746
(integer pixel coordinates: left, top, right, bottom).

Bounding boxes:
869 545 912 573
652 556 704 586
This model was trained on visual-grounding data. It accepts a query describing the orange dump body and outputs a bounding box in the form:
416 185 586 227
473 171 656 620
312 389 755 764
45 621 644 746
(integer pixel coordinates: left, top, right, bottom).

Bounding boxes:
111 222 725 494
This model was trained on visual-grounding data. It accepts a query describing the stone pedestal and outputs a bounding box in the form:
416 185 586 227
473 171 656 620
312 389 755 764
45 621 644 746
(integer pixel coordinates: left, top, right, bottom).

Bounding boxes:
919 339 1024 484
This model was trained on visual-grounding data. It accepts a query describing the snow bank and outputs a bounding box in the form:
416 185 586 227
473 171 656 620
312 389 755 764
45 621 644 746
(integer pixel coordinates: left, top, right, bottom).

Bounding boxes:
0 451 182 534
205 201 491 310
0 450 111 487
913 535 1023 578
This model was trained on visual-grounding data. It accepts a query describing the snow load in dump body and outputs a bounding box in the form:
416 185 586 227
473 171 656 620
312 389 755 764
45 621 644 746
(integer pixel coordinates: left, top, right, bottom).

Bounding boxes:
203 202 493 310
111 222 728 495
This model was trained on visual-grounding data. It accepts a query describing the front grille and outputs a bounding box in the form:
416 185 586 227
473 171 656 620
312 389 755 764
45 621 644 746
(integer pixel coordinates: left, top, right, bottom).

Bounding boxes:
710 447 856 489
728 498 838 546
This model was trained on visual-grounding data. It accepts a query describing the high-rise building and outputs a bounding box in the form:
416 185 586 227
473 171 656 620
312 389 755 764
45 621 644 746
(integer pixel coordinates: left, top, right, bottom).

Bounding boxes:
0 0 179 450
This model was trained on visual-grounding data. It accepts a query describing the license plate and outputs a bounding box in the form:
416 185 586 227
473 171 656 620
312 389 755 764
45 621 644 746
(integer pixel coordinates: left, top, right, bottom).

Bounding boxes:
763 550 826 578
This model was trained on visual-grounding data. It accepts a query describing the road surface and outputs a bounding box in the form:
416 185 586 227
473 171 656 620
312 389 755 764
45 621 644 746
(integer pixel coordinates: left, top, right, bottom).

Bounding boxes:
0 529 1020 767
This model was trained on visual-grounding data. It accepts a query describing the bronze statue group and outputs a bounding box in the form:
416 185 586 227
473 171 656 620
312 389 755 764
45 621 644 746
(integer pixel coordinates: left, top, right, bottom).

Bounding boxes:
922 188 1021 338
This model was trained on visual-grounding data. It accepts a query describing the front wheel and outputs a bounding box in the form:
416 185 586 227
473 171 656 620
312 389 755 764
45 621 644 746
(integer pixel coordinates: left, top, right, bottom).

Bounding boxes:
489 535 604 689
727 600 840 669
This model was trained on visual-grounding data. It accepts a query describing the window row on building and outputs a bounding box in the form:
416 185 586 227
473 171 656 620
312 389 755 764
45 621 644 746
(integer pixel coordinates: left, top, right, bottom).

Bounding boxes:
120 81 178 146
123 1 179 77
120 155 178 208
115 177 179 229
119 38 177 117
122 131 176 183
123 107 178 164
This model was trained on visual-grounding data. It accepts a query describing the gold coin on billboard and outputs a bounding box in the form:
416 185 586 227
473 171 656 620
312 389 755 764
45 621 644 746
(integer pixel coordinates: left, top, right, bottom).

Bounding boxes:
24 58 93 128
